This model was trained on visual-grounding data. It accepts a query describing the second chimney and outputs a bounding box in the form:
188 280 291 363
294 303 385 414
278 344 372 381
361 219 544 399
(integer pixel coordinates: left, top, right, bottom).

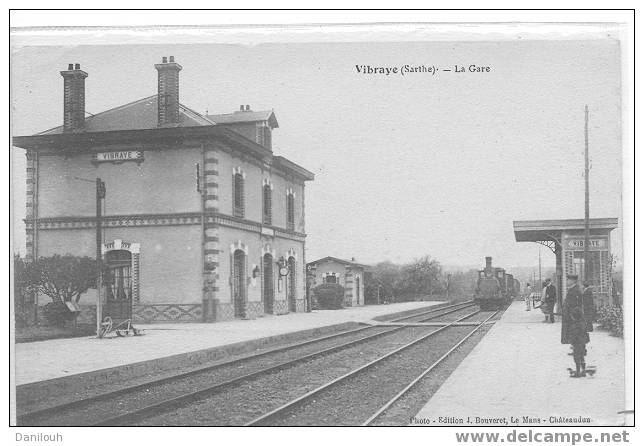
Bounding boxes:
155 56 182 126
60 63 88 132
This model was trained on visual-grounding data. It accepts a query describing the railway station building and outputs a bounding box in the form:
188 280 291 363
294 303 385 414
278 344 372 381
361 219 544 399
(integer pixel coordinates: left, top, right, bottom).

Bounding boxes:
306 257 368 306
513 218 619 308
14 57 314 324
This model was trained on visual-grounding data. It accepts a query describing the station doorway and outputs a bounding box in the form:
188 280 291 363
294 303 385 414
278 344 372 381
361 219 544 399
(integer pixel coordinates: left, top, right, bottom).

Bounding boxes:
263 253 274 314
104 249 133 322
288 256 297 312
233 250 247 318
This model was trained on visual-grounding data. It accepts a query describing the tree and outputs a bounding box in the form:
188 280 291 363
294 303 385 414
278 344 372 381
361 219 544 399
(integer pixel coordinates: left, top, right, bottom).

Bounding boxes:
24 254 100 305
365 257 446 303
365 261 401 303
14 255 31 326
443 269 479 301
399 256 444 298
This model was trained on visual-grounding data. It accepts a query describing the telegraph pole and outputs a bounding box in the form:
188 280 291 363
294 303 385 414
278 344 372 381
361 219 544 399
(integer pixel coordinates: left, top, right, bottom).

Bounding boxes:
96 178 105 336
584 106 590 283
538 247 542 288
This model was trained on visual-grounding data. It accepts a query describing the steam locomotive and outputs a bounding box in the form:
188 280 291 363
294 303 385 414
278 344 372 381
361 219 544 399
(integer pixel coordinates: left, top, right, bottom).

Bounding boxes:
473 256 520 310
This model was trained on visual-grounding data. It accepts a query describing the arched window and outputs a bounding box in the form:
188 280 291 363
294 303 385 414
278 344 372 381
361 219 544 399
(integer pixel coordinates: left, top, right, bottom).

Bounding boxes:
233 171 245 218
263 184 272 225
286 190 295 231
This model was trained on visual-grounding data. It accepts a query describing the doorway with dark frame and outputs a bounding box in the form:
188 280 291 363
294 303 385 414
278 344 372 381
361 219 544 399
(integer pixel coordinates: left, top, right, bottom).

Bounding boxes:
104 249 133 322
233 249 247 318
263 253 274 314
288 256 297 312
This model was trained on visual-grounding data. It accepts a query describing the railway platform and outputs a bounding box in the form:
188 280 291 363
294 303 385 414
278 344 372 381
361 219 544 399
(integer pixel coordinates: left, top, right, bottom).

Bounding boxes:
14 301 441 387
413 300 628 426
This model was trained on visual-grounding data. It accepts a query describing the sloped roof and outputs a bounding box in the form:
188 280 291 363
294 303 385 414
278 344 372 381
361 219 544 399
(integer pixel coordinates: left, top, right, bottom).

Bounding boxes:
38 95 214 135
207 110 278 128
513 218 619 242
307 256 371 270
16 92 314 182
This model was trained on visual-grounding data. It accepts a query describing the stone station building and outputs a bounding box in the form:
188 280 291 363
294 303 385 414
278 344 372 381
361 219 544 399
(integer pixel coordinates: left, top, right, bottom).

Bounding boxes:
14 57 315 324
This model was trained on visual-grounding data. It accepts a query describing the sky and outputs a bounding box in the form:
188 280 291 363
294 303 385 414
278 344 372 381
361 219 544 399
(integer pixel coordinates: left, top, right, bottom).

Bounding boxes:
10 38 623 270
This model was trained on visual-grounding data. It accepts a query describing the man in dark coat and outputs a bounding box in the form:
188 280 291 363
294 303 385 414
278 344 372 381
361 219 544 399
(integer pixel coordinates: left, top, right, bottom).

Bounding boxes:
541 278 557 323
561 274 590 377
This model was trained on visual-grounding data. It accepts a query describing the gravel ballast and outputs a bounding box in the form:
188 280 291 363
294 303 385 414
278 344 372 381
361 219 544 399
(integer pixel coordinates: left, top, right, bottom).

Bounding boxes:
21 303 502 427
136 326 437 426
22 325 397 426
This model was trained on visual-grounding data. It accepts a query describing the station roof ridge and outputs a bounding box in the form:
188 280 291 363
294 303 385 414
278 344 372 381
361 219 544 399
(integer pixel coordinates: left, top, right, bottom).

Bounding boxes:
36 94 215 136
307 256 371 269
15 93 314 182
207 109 278 128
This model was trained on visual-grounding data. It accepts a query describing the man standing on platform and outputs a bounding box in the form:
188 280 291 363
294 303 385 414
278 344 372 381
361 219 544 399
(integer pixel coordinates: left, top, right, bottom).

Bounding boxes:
561 274 590 377
524 283 532 311
543 278 557 323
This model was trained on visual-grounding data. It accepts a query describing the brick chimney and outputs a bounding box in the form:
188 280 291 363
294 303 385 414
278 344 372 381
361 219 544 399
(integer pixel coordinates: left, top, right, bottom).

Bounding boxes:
155 56 182 126
60 63 88 132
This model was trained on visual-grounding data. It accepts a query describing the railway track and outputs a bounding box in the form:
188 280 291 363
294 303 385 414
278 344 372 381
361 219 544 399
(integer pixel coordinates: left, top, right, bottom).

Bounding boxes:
387 301 476 322
18 301 475 426
132 307 491 426
244 309 494 426
362 311 498 425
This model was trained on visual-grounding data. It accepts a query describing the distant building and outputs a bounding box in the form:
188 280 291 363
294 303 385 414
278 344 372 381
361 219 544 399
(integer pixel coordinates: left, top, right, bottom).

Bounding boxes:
306 257 369 306
13 57 314 323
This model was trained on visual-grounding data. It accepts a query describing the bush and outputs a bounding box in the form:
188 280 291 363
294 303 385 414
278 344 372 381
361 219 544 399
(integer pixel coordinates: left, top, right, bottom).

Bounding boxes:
597 305 623 337
42 302 77 327
312 284 345 310
24 254 100 305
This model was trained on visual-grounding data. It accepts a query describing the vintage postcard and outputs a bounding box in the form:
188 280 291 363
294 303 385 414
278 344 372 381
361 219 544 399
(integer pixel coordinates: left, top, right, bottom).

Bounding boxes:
8 11 634 444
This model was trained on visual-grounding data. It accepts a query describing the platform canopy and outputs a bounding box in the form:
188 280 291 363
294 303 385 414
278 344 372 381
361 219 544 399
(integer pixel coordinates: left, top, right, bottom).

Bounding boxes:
513 218 619 243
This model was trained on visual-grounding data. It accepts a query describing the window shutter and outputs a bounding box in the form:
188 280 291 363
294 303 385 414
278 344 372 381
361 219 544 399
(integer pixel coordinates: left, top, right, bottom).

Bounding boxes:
240 175 244 218
233 173 245 218
263 185 272 225
287 193 295 231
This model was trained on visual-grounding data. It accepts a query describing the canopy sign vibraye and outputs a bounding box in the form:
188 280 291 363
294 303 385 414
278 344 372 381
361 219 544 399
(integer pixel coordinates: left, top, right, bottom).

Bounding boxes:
513 218 618 307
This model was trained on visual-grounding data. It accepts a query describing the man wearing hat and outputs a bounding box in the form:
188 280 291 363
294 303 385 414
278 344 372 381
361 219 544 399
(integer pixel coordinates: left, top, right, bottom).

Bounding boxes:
561 274 590 377
541 278 557 323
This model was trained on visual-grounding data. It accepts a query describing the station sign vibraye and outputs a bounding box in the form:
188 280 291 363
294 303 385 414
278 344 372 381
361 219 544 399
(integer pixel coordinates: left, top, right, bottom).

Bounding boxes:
564 237 607 250
92 150 144 164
